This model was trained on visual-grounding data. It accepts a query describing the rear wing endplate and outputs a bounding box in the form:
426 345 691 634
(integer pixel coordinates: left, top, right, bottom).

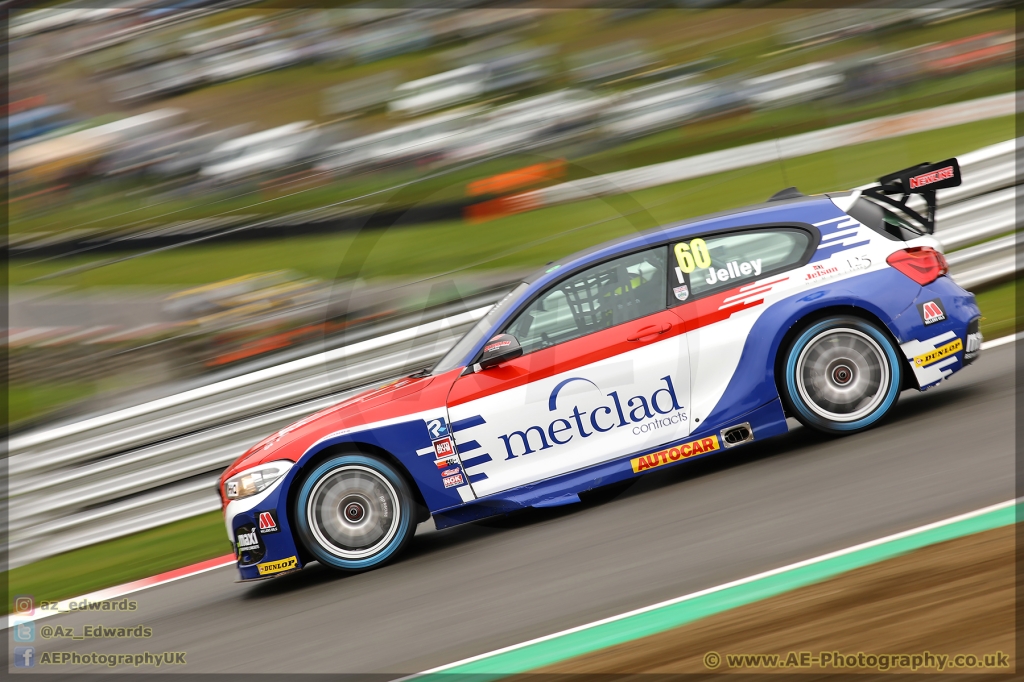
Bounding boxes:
861 158 961 234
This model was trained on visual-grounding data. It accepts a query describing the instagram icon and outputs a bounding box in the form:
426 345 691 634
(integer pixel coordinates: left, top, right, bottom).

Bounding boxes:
13 596 34 616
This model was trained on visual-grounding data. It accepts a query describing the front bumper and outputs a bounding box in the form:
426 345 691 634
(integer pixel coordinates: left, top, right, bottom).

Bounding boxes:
224 471 305 581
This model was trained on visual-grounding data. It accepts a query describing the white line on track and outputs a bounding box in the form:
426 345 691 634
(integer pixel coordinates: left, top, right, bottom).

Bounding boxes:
4 556 235 630
980 332 1018 350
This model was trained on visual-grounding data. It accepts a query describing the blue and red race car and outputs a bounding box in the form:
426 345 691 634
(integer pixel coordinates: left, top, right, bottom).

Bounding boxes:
220 159 981 579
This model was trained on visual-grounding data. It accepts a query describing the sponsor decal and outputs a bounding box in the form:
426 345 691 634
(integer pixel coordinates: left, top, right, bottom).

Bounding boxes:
257 510 279 534
805 263 840 282
630 435 721 473
226 481 238 498
909 165 955 189
965 330 982 361
803 255 871 285
442 473 465 488
484 339 513 353
703 258 762 286
426 417 449 440
631 410 687 435
236 528 258 551
673 285 689 301
256 556 298 576
433 436 455 458
918 299 946 325
235 523 265 564
913 338 963 367
441 467 461 478
498 375 685 460
434 454 461 469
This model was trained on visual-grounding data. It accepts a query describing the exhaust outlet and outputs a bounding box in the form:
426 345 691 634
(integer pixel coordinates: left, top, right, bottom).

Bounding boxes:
721 422 754 447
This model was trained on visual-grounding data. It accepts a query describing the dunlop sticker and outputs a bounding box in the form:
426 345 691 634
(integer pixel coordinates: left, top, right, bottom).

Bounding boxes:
256 556 298 576
913 338 963 367
631 435 720 473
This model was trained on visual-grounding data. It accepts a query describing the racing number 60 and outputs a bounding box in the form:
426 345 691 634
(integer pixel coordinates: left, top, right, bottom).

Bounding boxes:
674 238 711 273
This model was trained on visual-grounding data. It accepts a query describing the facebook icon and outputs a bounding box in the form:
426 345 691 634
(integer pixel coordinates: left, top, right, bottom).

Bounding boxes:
14 646 35 668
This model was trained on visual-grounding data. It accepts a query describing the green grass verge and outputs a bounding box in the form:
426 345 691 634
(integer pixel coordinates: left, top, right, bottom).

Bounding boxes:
8 382 98 426
975 279 1020 339
5 511 229 615
4 281 1016 612
11 115 1012 288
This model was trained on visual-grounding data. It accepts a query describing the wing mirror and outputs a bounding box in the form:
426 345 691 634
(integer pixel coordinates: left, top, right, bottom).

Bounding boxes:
478 334 523 370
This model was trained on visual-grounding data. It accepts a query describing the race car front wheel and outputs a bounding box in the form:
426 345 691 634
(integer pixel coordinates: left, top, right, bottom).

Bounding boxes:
782 316 902 435
295 453 416 572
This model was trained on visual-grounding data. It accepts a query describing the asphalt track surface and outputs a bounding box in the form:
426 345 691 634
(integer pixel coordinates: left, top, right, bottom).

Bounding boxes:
14 342 1016 676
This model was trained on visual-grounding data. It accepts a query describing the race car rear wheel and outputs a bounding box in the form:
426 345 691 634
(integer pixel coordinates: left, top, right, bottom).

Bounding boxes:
782 316 902 434
295 453 416 572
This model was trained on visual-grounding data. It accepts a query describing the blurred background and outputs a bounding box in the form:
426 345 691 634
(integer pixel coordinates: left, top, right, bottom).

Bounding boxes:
7 0 1017 431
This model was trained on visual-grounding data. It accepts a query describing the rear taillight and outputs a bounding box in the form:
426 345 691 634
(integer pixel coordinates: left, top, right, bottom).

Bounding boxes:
886 246 949 285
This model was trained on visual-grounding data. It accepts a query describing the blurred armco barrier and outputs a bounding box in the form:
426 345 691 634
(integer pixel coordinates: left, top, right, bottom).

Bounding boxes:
5 136 1019 568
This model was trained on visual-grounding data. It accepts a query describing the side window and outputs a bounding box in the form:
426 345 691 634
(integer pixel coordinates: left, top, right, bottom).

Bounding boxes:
506 246 667 354
845 197 924 241
670 228 811 301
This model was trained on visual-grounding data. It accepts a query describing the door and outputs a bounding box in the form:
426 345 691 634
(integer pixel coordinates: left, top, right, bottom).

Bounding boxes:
445 246 692 498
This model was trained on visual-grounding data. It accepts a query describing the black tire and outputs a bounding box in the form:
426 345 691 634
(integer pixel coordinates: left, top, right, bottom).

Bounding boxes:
294 453 417 572
780 316 902 435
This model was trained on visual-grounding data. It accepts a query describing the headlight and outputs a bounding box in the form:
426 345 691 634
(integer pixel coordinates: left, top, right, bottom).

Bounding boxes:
224 461 293 501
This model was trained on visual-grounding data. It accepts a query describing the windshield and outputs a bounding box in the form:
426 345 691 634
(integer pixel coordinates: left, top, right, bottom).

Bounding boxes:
431 282 529 374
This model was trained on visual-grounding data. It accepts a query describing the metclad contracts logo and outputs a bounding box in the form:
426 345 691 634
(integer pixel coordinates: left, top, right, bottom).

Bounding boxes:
498 376 685 460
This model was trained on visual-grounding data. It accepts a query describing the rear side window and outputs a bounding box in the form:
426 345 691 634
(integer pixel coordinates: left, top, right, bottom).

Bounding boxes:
669 228 811 301
845 197 924 241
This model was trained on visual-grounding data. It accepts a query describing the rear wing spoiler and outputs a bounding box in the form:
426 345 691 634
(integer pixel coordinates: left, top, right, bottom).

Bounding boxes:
861 158 961 234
